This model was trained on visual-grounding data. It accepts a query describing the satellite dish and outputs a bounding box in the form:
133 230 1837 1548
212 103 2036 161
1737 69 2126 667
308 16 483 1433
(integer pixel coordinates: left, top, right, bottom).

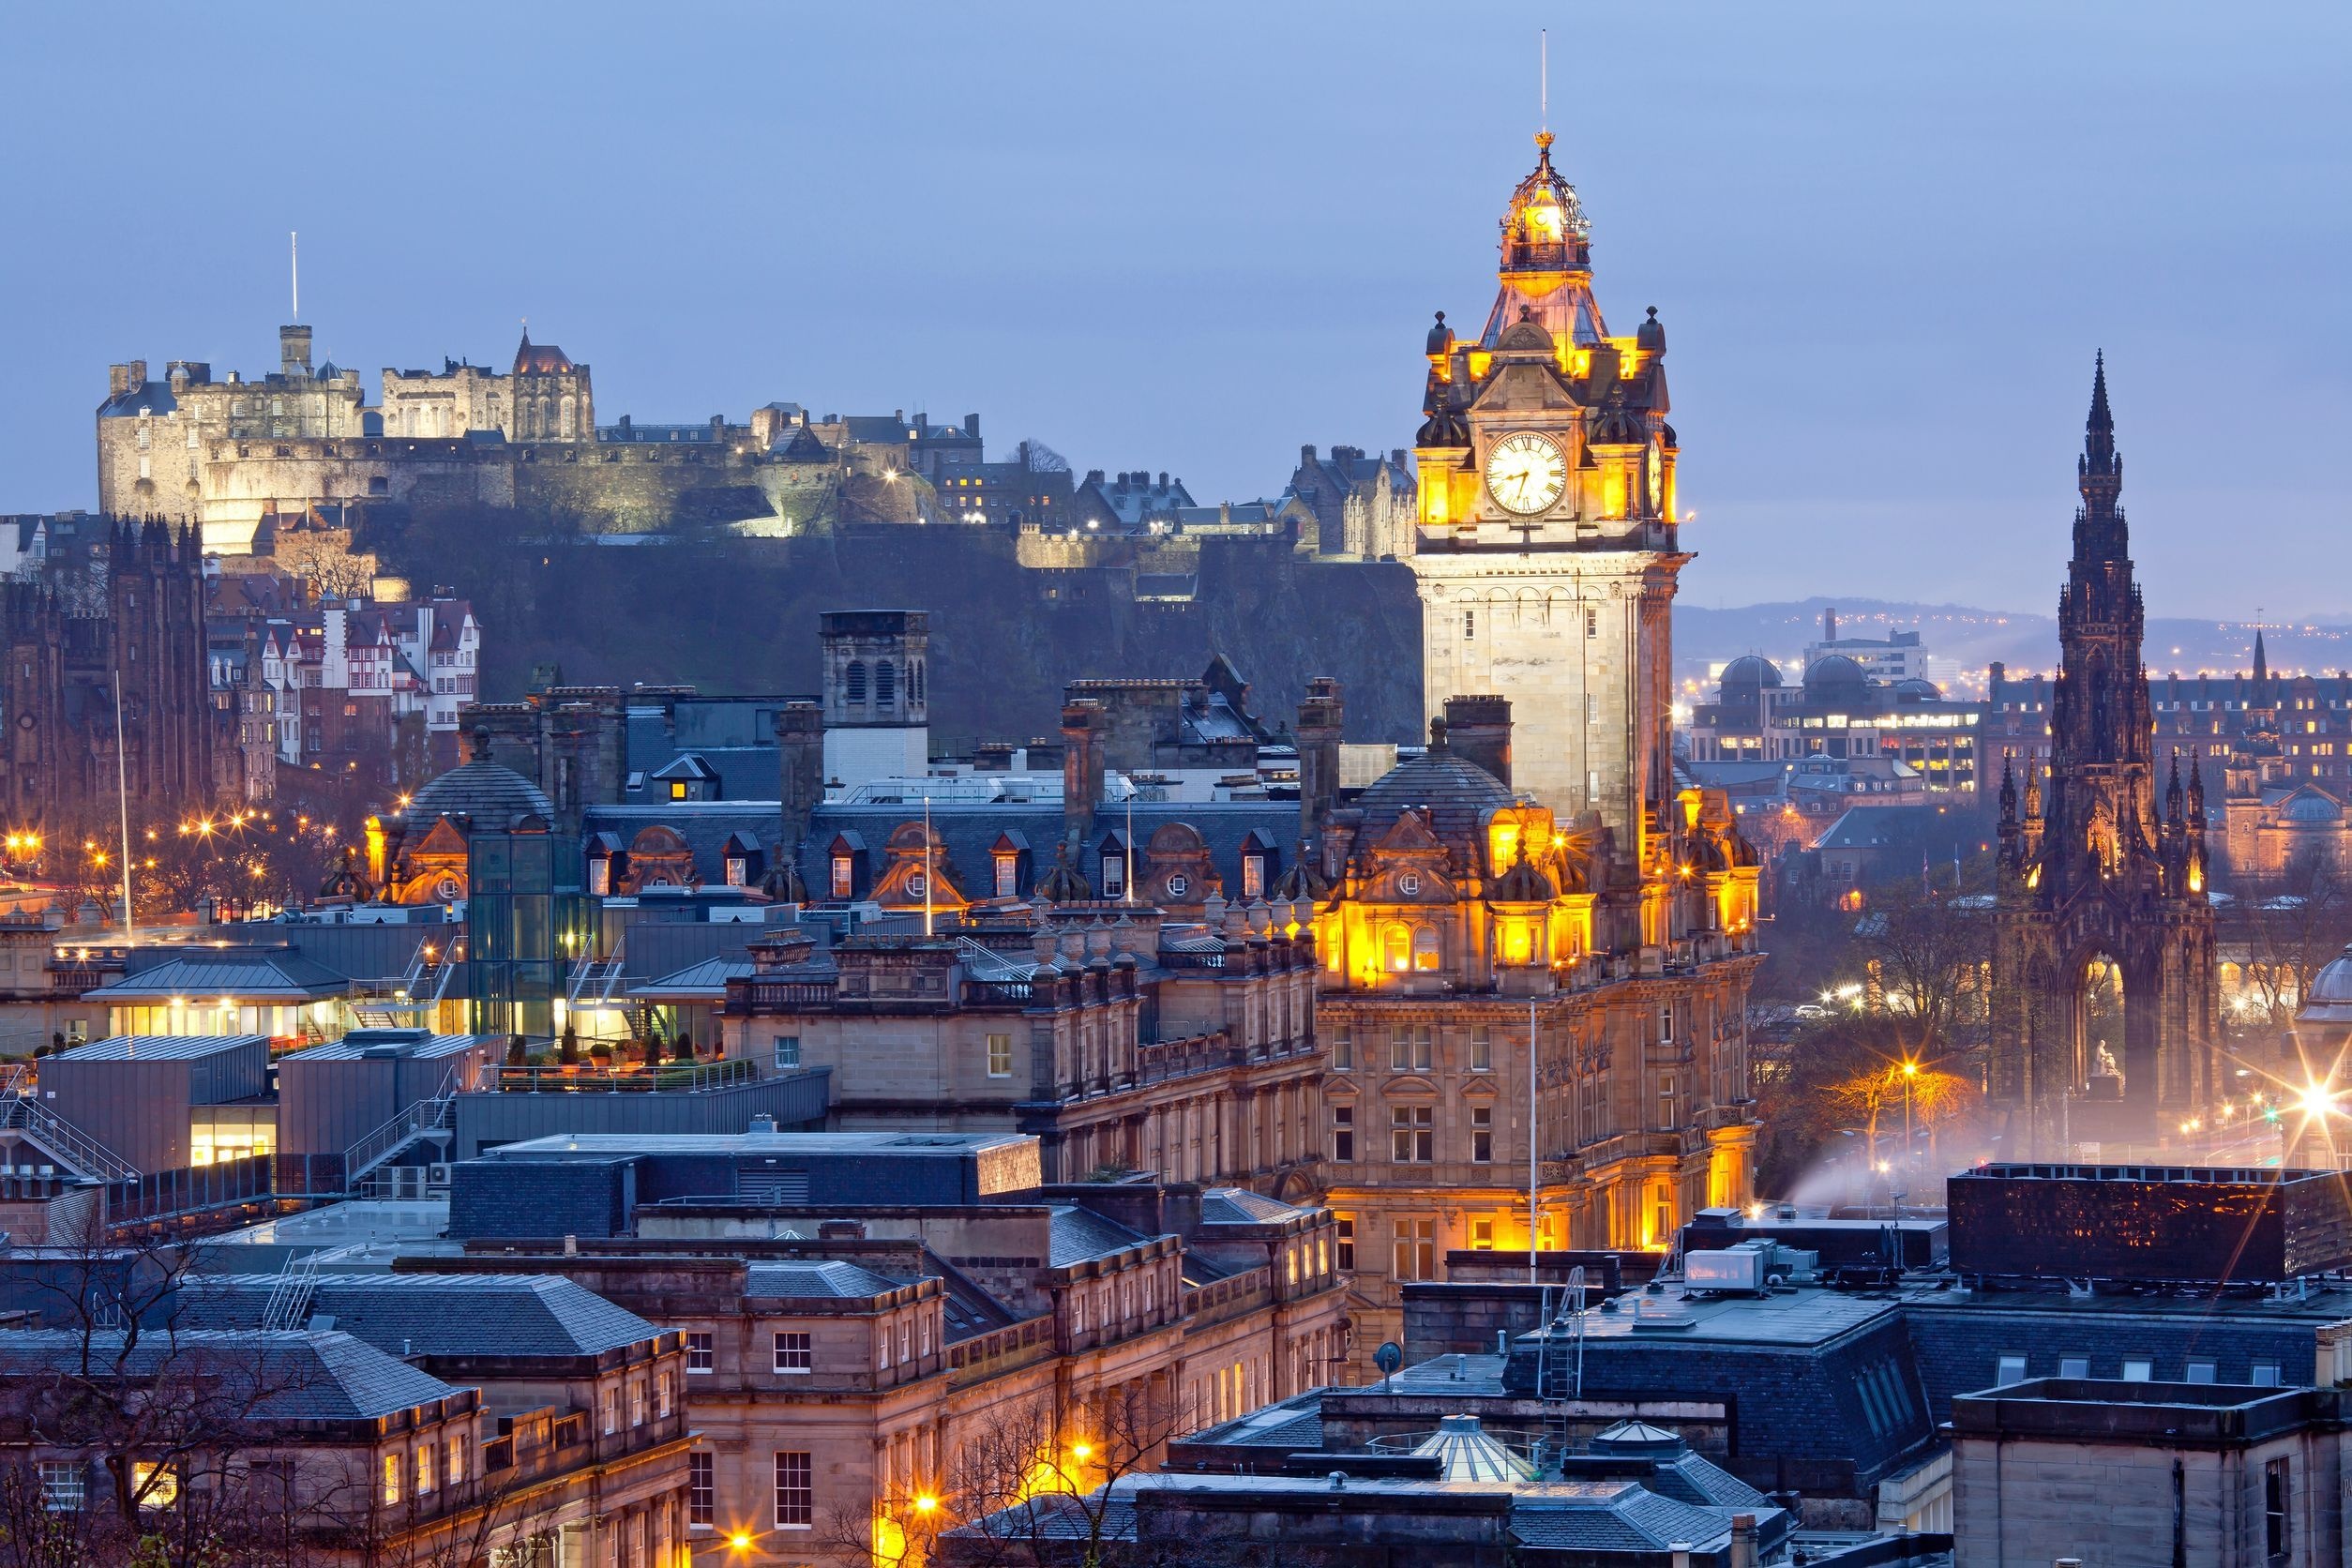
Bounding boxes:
1374 1340 1403 1390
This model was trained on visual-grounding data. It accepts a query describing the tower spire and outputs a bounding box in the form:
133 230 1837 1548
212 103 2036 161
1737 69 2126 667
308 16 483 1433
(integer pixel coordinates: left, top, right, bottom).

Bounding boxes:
2077 351 2122 520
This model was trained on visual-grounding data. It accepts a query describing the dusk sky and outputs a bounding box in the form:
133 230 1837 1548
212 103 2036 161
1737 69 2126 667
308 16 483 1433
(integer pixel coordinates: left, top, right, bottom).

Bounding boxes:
3 3 2344 618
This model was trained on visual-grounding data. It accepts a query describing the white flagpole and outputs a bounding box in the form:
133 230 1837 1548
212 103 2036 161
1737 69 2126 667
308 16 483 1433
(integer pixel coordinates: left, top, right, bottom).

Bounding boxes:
113 671 133 947
923 792 934 938
1529 996 1540 1285
1125 791 1135 904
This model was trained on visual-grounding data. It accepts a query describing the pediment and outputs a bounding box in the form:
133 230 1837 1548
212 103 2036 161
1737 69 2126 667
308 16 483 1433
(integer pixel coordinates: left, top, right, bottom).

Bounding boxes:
412 817 471 857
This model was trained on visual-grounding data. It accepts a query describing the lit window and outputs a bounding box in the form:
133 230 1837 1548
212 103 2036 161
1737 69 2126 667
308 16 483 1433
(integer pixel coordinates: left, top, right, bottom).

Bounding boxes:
380 1453 400 1506
1241 854 1264 898
1472 1219 1495 1250
1412 927 1440 971
994 853 1018 897
986 1033 1013 1078
671 780 687 800
1100 855 1125 897
831 855 852 897
773 1331 812 1374
415 1441 436 1496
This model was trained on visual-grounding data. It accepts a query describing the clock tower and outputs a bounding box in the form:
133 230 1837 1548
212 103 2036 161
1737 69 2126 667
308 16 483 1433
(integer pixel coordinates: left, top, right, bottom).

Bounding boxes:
1410 131 1683 882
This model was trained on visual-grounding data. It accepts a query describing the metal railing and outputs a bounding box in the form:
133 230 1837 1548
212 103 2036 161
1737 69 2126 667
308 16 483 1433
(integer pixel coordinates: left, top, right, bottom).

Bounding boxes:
1 1093 137 1182
340 1064 458 1189
488 1057 757 1094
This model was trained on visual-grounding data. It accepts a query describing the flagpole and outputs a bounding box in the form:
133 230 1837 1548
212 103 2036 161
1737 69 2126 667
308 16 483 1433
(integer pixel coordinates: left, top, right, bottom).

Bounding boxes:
923 791 934 938
1529 996 1540 1285
113 671 133 947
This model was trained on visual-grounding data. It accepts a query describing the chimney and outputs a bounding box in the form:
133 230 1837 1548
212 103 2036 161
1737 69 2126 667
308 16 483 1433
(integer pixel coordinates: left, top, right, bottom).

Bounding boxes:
1297 677 1345 842
1062 699 1108 852
108 364 134 399
1443 695 1513 789
776 700 824 853
1301 445 1317 464
963 413 979 438
1823 606 1838 643
1727 1515 1758 1568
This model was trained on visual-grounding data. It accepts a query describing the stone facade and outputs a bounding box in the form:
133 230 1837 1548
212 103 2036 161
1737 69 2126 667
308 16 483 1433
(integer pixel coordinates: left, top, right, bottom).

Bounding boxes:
0 520 217 834
1951 1380 2346 1568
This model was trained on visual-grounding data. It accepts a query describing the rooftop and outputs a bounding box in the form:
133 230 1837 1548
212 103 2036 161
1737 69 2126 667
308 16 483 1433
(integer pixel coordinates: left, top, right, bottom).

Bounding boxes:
0 1329 464 1422
175 1273 664 1359
50 1033 270 1061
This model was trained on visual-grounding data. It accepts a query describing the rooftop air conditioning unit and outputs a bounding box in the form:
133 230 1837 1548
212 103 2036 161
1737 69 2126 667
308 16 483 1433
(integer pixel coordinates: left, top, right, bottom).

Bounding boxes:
1683 1244 1771 1294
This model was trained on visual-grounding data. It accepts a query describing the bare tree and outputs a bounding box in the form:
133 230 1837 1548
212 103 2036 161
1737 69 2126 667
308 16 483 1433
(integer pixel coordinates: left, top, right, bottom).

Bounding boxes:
886 1382 1194 1568
2231 859 2352 1030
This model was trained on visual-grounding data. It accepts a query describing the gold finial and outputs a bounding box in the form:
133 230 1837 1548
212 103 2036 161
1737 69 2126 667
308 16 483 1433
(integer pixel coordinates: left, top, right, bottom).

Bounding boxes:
1534 130 1554 154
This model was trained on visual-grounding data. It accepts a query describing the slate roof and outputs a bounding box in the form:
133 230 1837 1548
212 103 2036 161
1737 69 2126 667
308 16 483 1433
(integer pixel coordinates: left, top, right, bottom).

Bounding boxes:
402 760 553 828
584 804 784 887
1509 1484 1739 1551
798 798 1301 907
0 1329 461 1422
174 1274 662 1359
1198 1188 1301 1225
744 1260 906 1300
98 383 178 417
1351 750 1513 863
1048 1205 1152 1267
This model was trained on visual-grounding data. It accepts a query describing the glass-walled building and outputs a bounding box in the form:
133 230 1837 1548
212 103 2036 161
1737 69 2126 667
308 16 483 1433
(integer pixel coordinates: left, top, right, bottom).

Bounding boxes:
465 814 591 1045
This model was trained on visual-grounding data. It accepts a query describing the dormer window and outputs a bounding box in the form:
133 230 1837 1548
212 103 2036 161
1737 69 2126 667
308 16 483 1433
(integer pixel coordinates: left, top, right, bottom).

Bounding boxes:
1241 854 1265 899
831 855 852 898
588 858 611 897
1100 856 1125 897
994 853 1018 897
670 780 687 801
725 855 748 888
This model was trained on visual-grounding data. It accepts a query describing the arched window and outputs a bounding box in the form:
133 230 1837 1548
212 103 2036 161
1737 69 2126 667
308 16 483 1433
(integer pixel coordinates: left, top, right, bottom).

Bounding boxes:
844 661 867 704
1382 924 1411 973
876 660 897 707
1412 927 1442 971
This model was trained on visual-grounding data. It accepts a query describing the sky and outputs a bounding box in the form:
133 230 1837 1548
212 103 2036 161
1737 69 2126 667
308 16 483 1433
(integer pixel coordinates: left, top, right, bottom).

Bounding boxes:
1 3 2345 619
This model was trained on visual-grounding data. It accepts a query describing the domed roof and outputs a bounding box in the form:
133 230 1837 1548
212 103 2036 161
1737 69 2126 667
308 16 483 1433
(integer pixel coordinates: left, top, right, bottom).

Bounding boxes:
2282 786 2344 825
1721 655 1783 691
1355 745 1514 860
1803 653 1869 696
403 757 553 828
1893 677 1944 703
2306 943 2352 1008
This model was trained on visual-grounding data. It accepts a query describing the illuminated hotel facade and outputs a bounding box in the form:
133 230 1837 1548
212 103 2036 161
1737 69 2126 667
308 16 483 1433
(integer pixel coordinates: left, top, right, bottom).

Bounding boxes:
1304 133 1764 1364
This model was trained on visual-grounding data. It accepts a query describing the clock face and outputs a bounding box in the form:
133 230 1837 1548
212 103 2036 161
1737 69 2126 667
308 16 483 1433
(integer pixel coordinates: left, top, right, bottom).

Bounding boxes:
1485 431 1567 516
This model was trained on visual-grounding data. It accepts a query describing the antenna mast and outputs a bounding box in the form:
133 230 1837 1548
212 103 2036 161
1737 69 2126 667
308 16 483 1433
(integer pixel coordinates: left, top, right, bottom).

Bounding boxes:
290 231 299 319
1540 28 1548 133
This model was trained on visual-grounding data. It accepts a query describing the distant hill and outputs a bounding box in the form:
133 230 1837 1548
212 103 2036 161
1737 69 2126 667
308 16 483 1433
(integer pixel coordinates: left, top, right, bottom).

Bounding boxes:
1674 596 2352 686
